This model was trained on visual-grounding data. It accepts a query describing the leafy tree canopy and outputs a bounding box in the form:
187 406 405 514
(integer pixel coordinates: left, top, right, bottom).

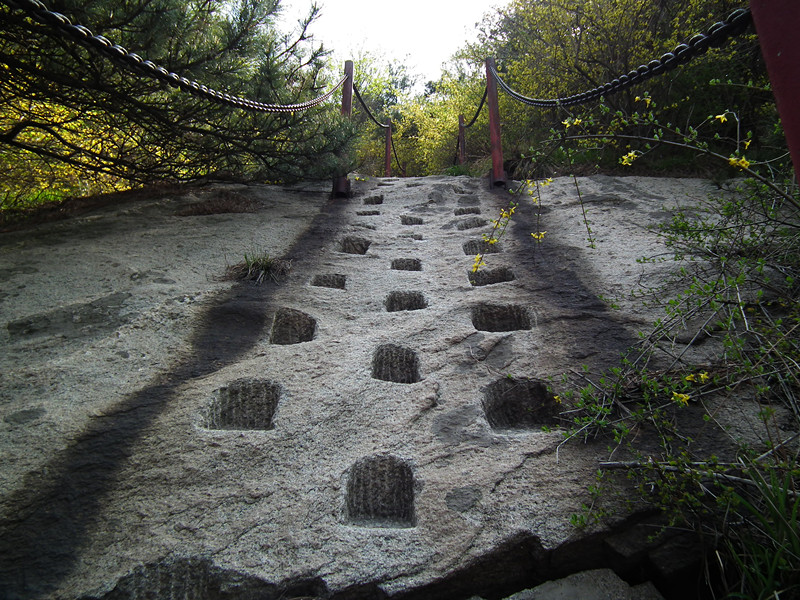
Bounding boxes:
0 0 353 209
371 0 772 178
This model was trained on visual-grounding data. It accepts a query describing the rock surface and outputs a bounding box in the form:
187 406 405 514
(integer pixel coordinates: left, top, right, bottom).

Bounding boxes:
0 175 734 599
502 568 664 599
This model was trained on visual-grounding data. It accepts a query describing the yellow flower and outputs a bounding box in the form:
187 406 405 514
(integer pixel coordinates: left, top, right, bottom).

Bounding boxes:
685 371 710 384
531 231 547 241
728 156 750 170
620 151 638 166
562 119 571 127
542 178 553 185
672 392 691 406
743 139 752 150
472 254 485 272
715 114 728 123
553 395 562 404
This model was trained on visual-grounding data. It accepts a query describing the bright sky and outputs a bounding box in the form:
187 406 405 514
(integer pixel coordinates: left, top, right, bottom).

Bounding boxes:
277 0 503 85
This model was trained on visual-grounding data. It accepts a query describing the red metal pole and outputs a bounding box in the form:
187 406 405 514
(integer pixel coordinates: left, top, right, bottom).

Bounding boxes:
750 1 800 182
385 119 392 177
458 114 466 165
341 60 354 117
485 58 506 187
333 60 355 197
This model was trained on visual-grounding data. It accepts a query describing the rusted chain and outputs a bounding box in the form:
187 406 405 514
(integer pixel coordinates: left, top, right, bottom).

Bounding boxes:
1 0 346 114
489 8 752 108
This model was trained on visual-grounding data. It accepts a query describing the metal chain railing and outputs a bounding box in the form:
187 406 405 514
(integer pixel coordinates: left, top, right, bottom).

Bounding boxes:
3 0 765 185
352 82 390 129
454 87 489 165
464 87 488 129
1 0 347 114
488 8 753 108
352 81 404 174
390 136 402 173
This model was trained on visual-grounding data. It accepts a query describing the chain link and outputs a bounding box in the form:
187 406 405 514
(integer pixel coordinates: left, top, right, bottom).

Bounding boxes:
489 8 752 108
2 0 347 114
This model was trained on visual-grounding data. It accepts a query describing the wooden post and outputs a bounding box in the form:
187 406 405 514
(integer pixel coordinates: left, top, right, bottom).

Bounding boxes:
485 58 506 187
458 114 466 165
750 1 800 181
333 60 354 197
385 119 392 178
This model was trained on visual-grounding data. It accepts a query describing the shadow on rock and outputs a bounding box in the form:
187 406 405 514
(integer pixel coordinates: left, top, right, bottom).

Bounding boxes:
0 282 272 598
0 191 350 599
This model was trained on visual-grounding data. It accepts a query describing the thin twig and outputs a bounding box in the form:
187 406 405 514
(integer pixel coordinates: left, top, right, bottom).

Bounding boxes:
599 460 799 498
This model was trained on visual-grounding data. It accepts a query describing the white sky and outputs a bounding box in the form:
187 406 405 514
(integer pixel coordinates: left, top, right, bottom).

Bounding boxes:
277 0 502 85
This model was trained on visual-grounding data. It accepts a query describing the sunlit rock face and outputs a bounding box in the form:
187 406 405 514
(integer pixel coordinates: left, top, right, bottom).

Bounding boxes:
0 176 730 599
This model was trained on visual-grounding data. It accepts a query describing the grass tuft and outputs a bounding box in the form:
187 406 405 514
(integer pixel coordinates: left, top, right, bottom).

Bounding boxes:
225 248 291 284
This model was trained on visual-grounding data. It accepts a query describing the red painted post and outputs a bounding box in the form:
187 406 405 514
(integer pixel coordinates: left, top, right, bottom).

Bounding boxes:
340 60 354 117
750 1 800 181
385 119 392 177
485 58 506 187
333 60 355 197
458 114 466 165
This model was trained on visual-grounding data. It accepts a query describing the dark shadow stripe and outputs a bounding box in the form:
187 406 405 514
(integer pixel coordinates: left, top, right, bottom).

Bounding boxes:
0 195 348 599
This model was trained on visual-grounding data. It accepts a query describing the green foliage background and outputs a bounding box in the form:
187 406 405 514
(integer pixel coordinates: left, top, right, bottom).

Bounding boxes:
1 0 778 198
0 0 354 210
354 0 775 180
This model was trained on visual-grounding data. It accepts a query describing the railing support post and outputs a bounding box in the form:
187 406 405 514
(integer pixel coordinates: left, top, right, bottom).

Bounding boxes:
385 119 392 177
485 58 506 187
341 60 354 118
750 0 800 182
458 114 466 165
333 60 354 197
